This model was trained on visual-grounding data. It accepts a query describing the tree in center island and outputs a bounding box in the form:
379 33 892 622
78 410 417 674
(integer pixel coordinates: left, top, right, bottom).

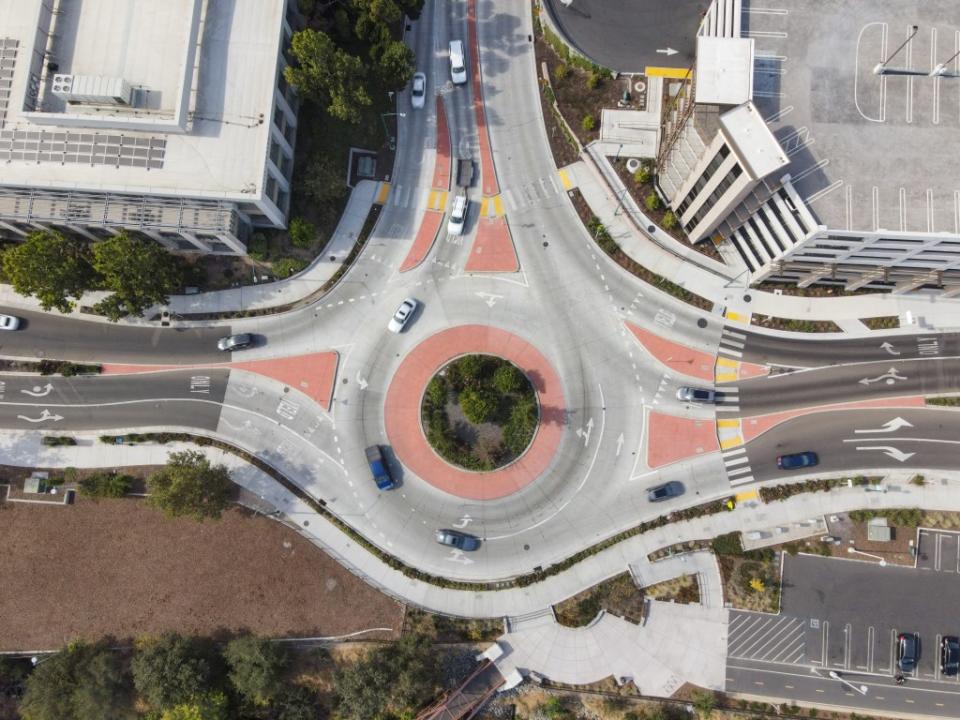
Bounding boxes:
146 450 234 522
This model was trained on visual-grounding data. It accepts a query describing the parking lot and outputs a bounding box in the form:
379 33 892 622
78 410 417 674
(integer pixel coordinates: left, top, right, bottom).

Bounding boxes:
728 552 960 683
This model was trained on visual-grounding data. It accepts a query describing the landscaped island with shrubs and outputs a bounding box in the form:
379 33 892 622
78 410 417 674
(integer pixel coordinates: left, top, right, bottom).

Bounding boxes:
421 354 538 471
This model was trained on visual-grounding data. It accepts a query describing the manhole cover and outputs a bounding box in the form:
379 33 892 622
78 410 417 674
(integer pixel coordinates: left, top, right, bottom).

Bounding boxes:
697 318 708 328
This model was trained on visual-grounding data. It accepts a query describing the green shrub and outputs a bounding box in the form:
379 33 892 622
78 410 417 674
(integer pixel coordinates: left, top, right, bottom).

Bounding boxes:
288 217 316 249
644 192 661 211
425 377 448 409
581 114 596 132
503 397 538 454
247 233 268 261
272 257 308 278
492 364 525 394
554 63 569 81
711 531 743 556
542 83 556 104
459 388 496 424
41 436 77 447
633 165 651 184
586 72 601 90
79 471 134 498
661 210 678 230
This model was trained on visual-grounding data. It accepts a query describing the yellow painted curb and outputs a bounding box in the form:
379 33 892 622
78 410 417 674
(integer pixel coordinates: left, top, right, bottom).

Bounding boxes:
725 310 750 324
720 436 744 450
375 182 391 205
493 195 504 217
717 418 740 428
479 197 490 217
715 372 738 383
558 168 573 190
716 357 739 368
645 66 693 80
735 489 759 502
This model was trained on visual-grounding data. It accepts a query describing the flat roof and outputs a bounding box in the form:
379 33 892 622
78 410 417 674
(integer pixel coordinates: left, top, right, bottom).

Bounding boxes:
747 0 960 235
720 101 789 179
0 0 287 203
695 37 754 106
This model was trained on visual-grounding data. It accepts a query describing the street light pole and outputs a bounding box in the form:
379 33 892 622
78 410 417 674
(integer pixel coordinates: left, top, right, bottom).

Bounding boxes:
380 112 407 151
873 25 921 75
932 48 960 77
828 670 868 696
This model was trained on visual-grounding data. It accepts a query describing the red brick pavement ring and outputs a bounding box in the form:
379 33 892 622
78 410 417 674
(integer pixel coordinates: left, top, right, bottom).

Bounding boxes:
383 325 565 501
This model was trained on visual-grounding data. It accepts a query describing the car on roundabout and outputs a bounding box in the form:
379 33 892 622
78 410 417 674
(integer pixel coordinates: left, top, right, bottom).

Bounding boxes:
647 481 684 502
410 72 426 109
434 529 480 551
676 386 715 404
388 297 419 333
217 333 254 351
776 451 818 470
0 313 21 330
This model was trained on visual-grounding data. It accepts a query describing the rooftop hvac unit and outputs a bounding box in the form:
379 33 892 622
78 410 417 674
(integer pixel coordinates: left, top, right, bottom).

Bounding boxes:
51 74 133 106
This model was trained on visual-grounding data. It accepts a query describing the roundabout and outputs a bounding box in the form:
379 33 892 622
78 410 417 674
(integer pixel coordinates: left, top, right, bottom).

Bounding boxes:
384 325 565 501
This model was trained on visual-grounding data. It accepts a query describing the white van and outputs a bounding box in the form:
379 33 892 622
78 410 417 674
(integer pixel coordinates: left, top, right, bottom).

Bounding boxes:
449 40 467 85
447 194 468 235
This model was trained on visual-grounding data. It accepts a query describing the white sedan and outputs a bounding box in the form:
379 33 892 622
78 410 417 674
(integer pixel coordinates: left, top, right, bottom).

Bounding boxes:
388 298 419 333
0 314 21 330
410 72 426 110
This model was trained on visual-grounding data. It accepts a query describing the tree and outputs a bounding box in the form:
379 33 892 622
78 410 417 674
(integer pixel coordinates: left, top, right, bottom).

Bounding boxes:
78 471 133 498
147 451 234 521
503 396 538 454
351 0 402 41
285 30 372 123
160 692 229 720
287 217 316 249
372 39 415 90
132 633 217 710
20 641 132 720
1 230 94 313
334 634 439 720
692 690 717 719
458 387 496 424
272 684 325 720
300 154 348 217
492 363 525 395
91 232 183 321
223 634 289 705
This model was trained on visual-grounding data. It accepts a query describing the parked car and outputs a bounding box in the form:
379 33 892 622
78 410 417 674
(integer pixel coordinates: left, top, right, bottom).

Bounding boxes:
387 297 419 333
941 635 960 676
647 481 684 502
217 333 253 351
410 72 426 109
0 313 21 330
364 445 395 490
676 386 715 404
776 451 819 470
434 528 480 551
447 194 468 235
897 632 919 672
448 40 467 85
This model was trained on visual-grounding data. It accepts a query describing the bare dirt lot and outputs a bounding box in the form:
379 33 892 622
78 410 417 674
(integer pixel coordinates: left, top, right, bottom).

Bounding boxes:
0 495 404 650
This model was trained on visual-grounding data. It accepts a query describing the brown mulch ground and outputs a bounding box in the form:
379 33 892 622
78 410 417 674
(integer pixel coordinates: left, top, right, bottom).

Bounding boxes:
0 495 403 650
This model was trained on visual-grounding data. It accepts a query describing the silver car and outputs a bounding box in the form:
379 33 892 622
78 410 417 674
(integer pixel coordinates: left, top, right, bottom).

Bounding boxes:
410 72 426 109
676 386 715 404
217 333 253 351
434 529 480 551
388 298 419 333
0 314 21 330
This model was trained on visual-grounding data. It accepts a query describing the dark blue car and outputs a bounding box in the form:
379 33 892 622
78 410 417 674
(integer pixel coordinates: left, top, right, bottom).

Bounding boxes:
365 446 395 490
777 451 819 470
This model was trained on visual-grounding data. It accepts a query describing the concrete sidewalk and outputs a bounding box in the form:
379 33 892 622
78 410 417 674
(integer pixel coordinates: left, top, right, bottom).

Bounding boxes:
569 148 960 334
630 550 724 609
5 429 960 619
0 180 382 324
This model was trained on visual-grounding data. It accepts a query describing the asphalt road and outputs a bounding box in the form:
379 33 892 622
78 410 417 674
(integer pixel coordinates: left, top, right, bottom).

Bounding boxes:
741 408 960 481
737 358 960 415
729 328 960 369
542 0 706 73
0 308 229 364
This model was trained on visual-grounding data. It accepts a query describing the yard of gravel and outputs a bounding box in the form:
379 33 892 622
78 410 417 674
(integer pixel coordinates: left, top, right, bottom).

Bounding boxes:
0 493 404 651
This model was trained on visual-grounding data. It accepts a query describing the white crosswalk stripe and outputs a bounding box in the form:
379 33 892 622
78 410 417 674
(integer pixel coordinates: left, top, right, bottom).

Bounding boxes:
719 326 749 359
715 387 740 412
722 447 754 487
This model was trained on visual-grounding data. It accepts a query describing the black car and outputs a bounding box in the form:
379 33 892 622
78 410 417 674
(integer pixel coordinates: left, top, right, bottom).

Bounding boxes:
647 481 684 502
434 529 480 551
897 632 919 673
217 333 254 352
941 636 960 676
776 451 819 470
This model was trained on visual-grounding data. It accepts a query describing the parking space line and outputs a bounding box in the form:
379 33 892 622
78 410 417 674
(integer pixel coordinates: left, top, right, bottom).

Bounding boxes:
732 616 800 659
844 623 852 669
936 633 942 681
729 616 779 656
822 621 829 667
759 622 806 662
750 620 802 661
867 626 875 672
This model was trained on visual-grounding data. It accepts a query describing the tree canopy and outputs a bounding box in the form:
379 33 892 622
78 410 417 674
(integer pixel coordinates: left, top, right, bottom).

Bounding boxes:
146 450 234 521
285 29 372 123
131 633 218 711
91 233 183 321
19 641 132 720
223 634 289 705
0 230 94 313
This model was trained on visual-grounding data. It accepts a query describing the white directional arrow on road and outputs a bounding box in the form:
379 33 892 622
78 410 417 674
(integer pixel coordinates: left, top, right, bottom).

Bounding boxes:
576 417 594 446
854 417 914 434
616 432 624 457
355 371 369 390
475 291 503 308
17 409 64 423
452 514 473 529
20 383 54 398
855 445 916 462
858 367 908 385
657 47 679 56
880 341 900 356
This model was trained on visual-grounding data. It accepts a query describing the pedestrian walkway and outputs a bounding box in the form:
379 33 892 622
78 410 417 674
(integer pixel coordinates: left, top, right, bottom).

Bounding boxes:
629 550 724 609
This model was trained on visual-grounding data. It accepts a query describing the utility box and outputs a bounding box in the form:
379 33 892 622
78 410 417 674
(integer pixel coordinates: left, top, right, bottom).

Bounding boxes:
51 74 134 106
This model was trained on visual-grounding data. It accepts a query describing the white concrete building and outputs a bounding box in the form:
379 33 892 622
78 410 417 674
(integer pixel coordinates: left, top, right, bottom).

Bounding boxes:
0 0 301 254
658 0 960 293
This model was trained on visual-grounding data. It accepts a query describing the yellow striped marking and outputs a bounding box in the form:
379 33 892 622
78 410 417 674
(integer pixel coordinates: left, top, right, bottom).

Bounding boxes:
375 182 391 205
720 436 744 450
717 418 740 429
725 310 750 324
716 357 738 368
645 66 693 80
715 373 738 383
558 169 572 190
479 197 490 217
493 195 504 217
435 190 447 211
735 489 759 503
